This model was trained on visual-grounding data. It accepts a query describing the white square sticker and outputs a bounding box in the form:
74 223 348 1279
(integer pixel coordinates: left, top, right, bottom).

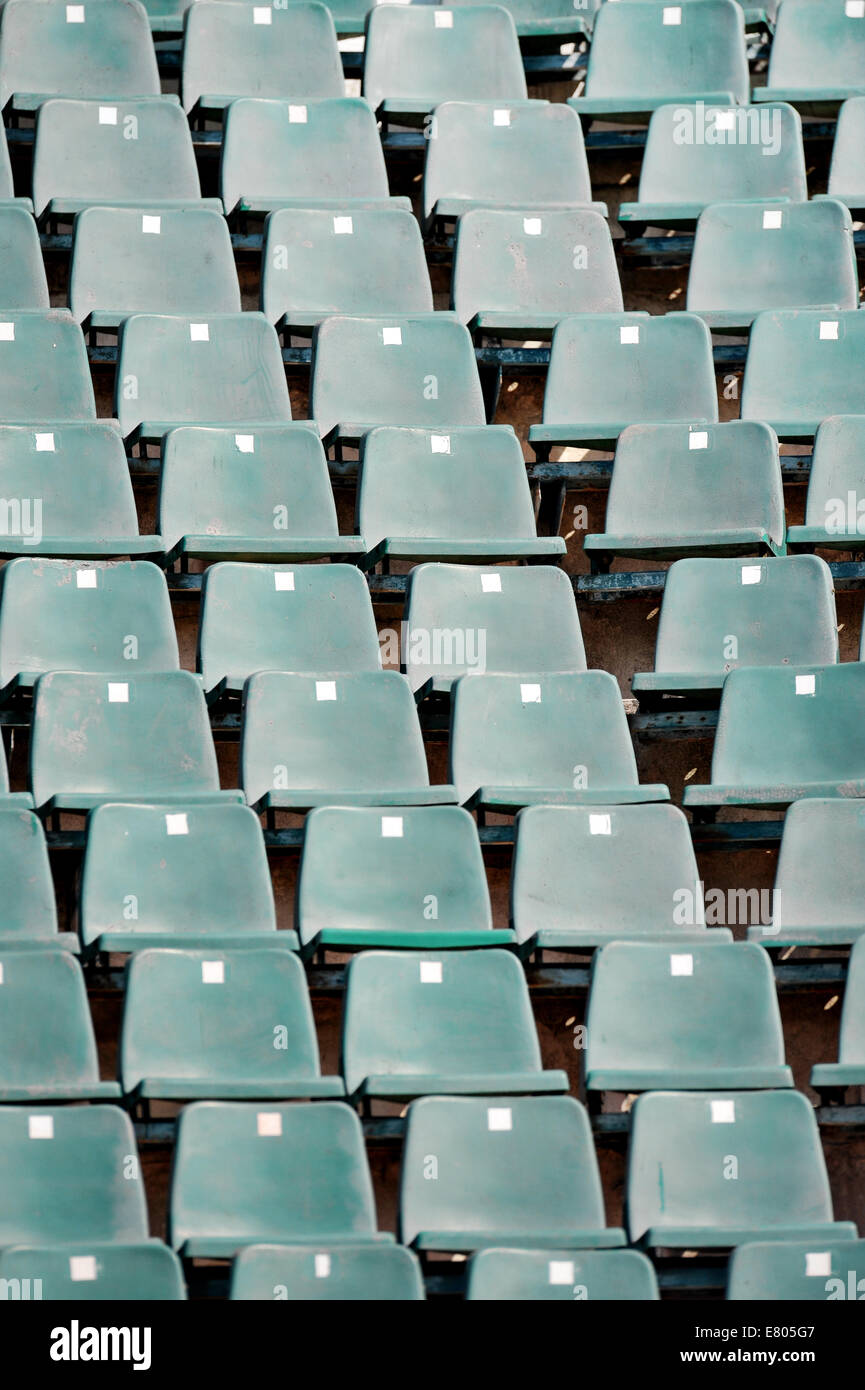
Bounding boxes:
0 323 15 341
819 320 839 340
741 566 762 585
235 434 255 453
711 1100 736 1124
190 323 209 342
99 106 117 125
257 1112 282 1137
435 10 453 25
796 673 816 696
762 210 783 230
523 217 542 236
589 814 611 835
382 326 402 346
333 216 353 235
315 680 337 701
688 431 708 450
201 960 225 984
548 1260 574 1285
481 573 502 592
520 683 541 704
69 1256 97 1282
108 682 129 703
846 0 864 17
670 953 693 976
381 816 403 837
493 109 511 127
29 1115 54 1139
274 572 295 591
165 813 188 835
420 961 443 984
67 5 85 21
76 569 97 588
487 1107 512 1131
662 5 681 22
314 1253 331 1278
288 105 307 123
620 325 640 345
35 432 55 452
714 111 735 131
253 5 272 21
142 215 161 235
805 1251 832 1277
430 434 451 454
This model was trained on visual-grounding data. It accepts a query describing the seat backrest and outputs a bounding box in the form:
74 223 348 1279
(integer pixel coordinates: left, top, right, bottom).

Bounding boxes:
449 0 602 20
0 311 94 422
0 422 141 544
0 950 102 1090
230 1243 424 1301
828 96 865 195
582 0 749 103
769 799 865 939
635 102 806 206
0 1242 186 1300
0 0 160 108
742 309 865 426
803 414 865 529
728 1238 865 1301
766 0 865 89
0 204 49 309
836 934 865 1061
362 4 527 109
0 808 58 943
466 1247 659 1301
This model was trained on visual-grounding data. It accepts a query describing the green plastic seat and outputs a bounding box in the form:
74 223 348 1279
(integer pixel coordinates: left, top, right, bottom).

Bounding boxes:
466 1247 659 1301
400 1095 626 1252
297 805 509 951
810 935 865 1092
221 97 411 217
261 206 432 331
452 208 622 336
0 1242 185 1300
619 101 807 229
69 206 241 329
80 801 292 953
115 312 292 443
310 313 486 445
511 802 727 950
362 5 527 124
585 941 792 1094
0 808 76 951
727 1239 865 1300
169 1100 390 1258
584 422 786 565
632 555 838 702
449 0 601 43
404 563 585 696
626 1090 856 1248
529 312 717 454
819 96 865 216
450 671 670 811
0 205 48 308
0 0 160 114
342 949 567 1102
241 670 457 812
230 1243 424 1301
568 0 749 123
755 0 865 116
752 799 865 948
741 309 865 441
198 562 380 697
121 947 343 1103
357 425 566 566
683 664 865 812
786 415 865 552
0 559 178 698
141 0 191 32
0 1105 149 1248
0 311 94 423
0 951 119 1101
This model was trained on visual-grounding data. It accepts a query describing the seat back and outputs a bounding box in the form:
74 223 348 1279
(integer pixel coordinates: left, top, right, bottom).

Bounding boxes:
742 309 865 428
728 1238 865 1300
0 1242 186 1300
467 1247 659 1301
0 808 58 944
0 0 160 108
828 96 865 196
770 799 865 940
362 4 527 110
635 102 806 206
582 0 749 103
0 950 101 1091
0 311 94 422
802 414 865 530
0 204 49 309
0 422 142 546
766 0 865 91
836 934 865 1062
230 1243 424 1301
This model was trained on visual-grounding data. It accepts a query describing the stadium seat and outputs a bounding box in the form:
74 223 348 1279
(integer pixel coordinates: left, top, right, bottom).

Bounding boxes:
449 0 601 41
618 102 807 230
0 1105 149 1248
786 415 865 552
120 947 343 1104
0 559 179 698
357 425 566 566
568 0 749 122
310 314 486 445
752 799 865 948
452 208 622 335
69 206 241 329
510 802 726 951
626 1090 856 1248
296 805 511 952
0 808 77 951
261 206 432 331
198 562 380 697
158 425 364 565
529 313 717 455
727 1239 865 1301
115 313 292 442
810 935 865 1093
400 1095 626 1251
182 1 344 115
230 1243 424 1301
0 1242 185 1300
403 563 585 696
741 310 865 440
584 941 793 1095
755 0 865 115
169 1100 390 1257
0 0 160 114
362 5 527 123
583 421 786 566
0 205 48 308
0 311 94 423
241 670 457 813
449 672 671 811
631 555 838 702
683 664 865 813
819 96 865 216
221 97 411 217
342 949 568 1103
80 801 292 954
0 950 119 1101
466 1248 660 1301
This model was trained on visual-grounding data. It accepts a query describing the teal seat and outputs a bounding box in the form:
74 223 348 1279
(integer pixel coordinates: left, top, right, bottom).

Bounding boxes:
0 808 77 952
80 801 293 953
583 422 786 565
230 1243 424 1301
449 0 602 43
357 425 566 566
0 1105 149 1248
755 0 865 116
683 664 865 812
342 949 567 1102
450 671 670 811
400 1095 626 1252
727 1239 865 1300
0 559 178 698
404 563 585 696
120 947 343 1103
182 1 344 116
297 805 510 952
751 799 865 948
632 555 838 702
241 671 457 812
741 309 865 440
141 0 192 32
452 208 622 336
0 205 48 308
585 941 793 1094
0 311 94 423
618 102 806 230
0 951 119 1101
529 312 717 454
69 206 241 329
626 1090 856 1248
0 1242 185 1300
115 312 292 442
819 96 865 216
810 935 865 1093
158 424 363 565
221 97 411 217
198 562 380 697
261 206 432 331
169 1100 390 1258
466 1247 659 1301
510 802 727 950
786 415 865 552
310 313 486 445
